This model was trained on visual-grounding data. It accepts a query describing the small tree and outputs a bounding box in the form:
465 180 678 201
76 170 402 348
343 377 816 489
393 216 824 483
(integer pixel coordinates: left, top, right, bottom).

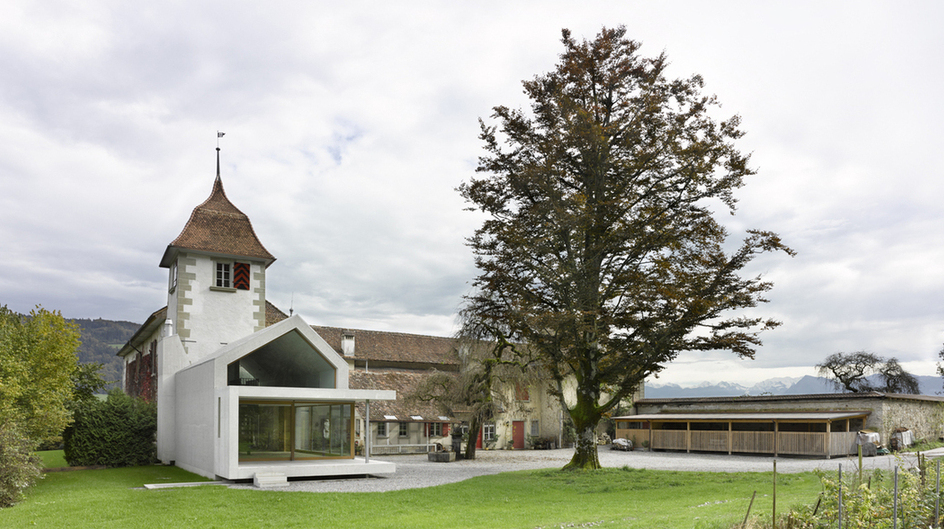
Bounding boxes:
818 351 919 394
0 305 80 507
410 329 538 459
0 422 42 508
0 306 80 445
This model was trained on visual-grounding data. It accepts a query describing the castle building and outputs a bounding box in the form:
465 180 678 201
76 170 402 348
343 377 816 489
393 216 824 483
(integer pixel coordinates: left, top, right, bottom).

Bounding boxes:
118 154 395 485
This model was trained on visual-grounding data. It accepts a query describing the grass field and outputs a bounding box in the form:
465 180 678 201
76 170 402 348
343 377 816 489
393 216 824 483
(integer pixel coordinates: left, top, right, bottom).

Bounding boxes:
1 456 823 529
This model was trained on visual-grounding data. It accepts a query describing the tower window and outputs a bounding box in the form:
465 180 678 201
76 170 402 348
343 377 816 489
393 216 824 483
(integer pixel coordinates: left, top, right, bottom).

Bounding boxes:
216 262 231 288
169 261 178 293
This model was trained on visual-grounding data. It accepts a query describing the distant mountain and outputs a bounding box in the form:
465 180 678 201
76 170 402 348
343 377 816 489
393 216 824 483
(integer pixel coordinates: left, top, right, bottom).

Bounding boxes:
71 318 141 390
646 374 943 399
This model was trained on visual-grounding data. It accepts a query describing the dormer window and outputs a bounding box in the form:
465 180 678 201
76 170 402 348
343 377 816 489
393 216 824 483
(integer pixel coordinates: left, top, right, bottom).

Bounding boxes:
215 262 231 288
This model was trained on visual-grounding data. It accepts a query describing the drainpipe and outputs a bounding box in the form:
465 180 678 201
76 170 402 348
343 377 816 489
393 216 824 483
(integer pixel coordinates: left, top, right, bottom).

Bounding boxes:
365 400 370 464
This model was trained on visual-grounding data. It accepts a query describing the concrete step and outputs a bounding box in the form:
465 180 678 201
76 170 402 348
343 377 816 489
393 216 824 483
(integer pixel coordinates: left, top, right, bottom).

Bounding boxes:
253 472 288 488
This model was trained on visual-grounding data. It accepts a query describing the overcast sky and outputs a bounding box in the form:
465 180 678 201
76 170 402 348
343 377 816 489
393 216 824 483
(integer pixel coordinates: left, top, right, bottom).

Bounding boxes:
2 1 942 387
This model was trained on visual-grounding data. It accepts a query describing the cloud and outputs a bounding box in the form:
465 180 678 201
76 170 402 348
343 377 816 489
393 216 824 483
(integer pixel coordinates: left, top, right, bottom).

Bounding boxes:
1 1 942 386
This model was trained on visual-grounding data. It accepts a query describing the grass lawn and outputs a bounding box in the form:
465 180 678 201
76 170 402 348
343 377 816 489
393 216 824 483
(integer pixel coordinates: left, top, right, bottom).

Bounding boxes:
38 449 68 469
1 463 822 529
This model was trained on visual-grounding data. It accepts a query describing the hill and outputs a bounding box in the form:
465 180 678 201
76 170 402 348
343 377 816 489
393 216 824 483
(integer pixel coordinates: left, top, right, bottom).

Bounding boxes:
70 318 140 390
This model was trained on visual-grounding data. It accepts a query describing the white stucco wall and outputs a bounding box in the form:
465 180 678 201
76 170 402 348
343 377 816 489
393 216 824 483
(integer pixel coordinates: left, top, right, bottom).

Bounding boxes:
176 252 265 362
156 333 186 463
174 360 216 478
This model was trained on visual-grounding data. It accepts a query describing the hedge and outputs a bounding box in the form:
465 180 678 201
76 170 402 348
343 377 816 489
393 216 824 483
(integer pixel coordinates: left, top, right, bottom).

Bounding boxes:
63 390 156 467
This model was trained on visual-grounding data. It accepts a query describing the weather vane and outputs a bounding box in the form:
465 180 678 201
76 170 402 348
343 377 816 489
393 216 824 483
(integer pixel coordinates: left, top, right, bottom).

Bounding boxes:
216 131 225 177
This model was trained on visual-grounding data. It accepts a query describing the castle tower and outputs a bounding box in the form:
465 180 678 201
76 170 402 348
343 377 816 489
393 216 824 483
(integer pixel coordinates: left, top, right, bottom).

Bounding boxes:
158 152 276 361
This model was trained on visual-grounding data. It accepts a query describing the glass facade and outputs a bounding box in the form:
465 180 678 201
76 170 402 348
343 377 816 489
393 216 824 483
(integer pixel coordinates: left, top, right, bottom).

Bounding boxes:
238 401 353 462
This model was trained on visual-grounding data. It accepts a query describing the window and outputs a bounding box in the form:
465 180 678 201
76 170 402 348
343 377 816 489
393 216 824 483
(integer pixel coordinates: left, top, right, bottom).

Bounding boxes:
483 422 495 441
149 340 157 373
530 420 539 437
399 422 409 437
169 261 178 292
216 262 231 288
428 423 443 436
515 383 530 401
237 402 353 462
377 422 387 437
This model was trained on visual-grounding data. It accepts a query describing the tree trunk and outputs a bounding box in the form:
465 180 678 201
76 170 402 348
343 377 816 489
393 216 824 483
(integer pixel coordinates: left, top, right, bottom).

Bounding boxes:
465 418 480 460
563 385 603 470
563 422 601 470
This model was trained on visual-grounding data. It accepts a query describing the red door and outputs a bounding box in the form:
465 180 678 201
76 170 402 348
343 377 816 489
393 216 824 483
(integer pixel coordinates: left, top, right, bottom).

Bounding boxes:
513 421 525 449
476 428 482 449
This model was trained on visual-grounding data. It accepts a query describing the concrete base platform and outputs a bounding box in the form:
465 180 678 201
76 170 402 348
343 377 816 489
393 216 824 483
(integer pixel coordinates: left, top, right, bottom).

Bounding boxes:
232 457 396 481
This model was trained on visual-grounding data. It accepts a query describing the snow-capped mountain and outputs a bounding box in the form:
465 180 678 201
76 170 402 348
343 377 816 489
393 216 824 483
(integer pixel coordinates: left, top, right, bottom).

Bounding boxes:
645 375 941 399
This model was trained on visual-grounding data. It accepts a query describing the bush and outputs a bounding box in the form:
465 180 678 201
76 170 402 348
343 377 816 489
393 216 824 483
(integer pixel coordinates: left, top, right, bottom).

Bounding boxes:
63 390 156 467
0 423 42 508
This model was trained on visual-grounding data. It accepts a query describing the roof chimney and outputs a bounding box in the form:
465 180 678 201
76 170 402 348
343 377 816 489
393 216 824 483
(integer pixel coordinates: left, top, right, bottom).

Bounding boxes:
341 331 355 357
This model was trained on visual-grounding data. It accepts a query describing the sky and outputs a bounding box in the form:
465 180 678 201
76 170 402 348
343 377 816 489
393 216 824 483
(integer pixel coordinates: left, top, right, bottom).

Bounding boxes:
1 1 942 388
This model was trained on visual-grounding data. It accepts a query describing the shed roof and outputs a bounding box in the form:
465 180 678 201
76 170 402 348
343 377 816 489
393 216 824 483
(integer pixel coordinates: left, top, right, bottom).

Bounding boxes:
615 411 870 422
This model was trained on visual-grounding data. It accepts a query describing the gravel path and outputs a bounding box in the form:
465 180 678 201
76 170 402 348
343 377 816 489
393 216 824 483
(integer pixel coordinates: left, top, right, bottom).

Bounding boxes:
228 447 944 493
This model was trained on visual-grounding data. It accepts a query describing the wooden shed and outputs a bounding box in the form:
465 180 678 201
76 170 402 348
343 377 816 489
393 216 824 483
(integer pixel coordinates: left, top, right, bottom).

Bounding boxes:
614 411 869 458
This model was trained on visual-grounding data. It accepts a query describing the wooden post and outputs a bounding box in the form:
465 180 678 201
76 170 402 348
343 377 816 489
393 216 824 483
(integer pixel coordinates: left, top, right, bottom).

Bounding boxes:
825 420 832 459
772 460 777 529
728 421 733 455
742 490 757 529
774 421 779 457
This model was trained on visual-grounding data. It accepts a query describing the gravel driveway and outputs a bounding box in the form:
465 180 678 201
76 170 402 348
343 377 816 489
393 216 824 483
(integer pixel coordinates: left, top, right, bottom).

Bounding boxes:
230 447 944 493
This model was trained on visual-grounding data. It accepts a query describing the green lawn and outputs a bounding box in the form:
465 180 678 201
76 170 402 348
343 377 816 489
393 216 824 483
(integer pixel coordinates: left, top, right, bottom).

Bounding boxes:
1 462 822 529
38 449 68 469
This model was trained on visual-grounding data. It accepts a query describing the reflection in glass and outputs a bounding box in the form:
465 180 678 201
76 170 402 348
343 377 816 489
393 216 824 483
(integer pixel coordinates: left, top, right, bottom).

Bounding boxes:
238 402 352 462
238 403 292 461
294 404 352 458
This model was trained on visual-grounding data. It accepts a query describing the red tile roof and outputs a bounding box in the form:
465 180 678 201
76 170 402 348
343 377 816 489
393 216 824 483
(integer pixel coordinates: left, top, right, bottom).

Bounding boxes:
160 176 274 267
311 325 460 368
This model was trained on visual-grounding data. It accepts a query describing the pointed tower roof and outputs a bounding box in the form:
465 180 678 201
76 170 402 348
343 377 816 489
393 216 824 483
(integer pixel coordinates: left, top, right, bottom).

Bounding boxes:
160 170 275 268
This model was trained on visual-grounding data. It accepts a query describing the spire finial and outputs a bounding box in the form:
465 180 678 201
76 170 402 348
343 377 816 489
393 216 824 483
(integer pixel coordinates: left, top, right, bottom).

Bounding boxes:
216 131 225 179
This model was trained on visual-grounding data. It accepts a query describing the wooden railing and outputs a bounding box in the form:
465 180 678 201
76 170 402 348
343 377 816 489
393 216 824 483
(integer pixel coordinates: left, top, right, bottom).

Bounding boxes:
778 432 825 456
829 432 858 457
652 430 687 451
617 426 858 458
732 431 775 454
690 431 728 452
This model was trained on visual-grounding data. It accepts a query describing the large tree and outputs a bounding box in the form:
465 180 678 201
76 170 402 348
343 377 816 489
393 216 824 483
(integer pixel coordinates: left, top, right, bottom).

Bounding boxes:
459 27 793 470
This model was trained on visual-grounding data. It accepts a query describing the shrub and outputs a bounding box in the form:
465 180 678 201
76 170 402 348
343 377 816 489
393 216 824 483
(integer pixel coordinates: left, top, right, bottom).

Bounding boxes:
0 422 42 508
63 390 156 467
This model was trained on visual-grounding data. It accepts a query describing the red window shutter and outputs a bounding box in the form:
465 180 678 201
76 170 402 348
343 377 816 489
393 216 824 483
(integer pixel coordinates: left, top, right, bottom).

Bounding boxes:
233 262 250 290
515 383 530 401
443 423 449 436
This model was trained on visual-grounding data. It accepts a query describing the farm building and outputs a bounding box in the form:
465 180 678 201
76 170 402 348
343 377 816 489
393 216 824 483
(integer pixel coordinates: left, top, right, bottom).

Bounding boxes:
615 392 944 458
